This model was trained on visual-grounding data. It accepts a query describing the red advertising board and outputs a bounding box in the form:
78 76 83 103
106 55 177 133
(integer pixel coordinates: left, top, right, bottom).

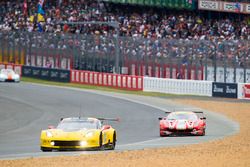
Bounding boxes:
243 84 250 98
71 70 143 91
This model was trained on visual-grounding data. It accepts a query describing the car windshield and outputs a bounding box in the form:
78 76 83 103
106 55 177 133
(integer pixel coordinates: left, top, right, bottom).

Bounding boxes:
57 120 98 131
167 112 198 121
1 69 14 75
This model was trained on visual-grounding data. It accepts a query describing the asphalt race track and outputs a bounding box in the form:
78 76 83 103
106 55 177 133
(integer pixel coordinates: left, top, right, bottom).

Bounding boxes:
0 82 239 159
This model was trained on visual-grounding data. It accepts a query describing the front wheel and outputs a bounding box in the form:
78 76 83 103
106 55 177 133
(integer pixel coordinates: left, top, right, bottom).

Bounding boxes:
41 147 52 152
99 133 104 150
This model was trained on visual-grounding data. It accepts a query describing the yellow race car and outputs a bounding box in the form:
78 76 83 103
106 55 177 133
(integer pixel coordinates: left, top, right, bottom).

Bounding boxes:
40 117 118 152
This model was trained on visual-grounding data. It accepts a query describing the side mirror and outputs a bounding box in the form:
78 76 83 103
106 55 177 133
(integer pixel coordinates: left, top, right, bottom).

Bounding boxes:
158 117 163 120
48 125 55 129
102 125 111 130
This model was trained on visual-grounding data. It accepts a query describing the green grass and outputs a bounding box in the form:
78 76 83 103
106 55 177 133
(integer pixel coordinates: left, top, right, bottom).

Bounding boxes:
21 77 174 97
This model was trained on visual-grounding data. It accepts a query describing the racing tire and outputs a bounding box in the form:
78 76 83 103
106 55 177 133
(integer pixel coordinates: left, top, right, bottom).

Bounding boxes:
160 131 167 137
99 133 104 150
201 129 206 136
41 147 52 152
110 132 116 150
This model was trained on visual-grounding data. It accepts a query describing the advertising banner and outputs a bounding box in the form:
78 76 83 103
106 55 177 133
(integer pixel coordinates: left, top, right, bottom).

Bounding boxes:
106 0 194 9
198 0 250 14
198 0 219 11
212 82 238 98
242 84 250 99
223 2 243 13
246 4 250 13
22 66 70 82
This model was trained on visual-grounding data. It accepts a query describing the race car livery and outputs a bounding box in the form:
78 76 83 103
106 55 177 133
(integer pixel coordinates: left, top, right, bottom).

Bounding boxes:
159 111 206 136
40 117 118 151
0 69 20 82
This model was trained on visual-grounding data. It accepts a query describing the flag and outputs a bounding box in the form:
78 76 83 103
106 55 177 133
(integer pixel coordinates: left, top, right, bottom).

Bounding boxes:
37 0 45 23
37 4 45 15
38 22 43 32
39 0 45 6
37 13 45 22
23 0 27 16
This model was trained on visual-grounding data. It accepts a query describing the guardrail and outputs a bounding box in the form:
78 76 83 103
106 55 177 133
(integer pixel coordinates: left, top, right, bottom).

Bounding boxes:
0 63 22 76
71 70 143 91
143 77 213 96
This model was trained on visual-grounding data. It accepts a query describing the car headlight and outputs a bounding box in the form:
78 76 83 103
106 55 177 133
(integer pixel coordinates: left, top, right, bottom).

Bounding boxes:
79 141 87 146
46 131 53 137
86 131 94 138
0 74 6 78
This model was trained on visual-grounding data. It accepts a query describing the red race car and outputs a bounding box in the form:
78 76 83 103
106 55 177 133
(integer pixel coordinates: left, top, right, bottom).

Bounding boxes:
159 111 206 136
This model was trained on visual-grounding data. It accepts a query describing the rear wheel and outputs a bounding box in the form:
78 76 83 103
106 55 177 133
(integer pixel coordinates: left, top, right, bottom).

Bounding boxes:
202 129 206 136
110 132 116 150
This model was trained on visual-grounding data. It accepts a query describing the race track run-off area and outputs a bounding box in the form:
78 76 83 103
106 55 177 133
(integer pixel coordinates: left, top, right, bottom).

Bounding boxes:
0 82 239 159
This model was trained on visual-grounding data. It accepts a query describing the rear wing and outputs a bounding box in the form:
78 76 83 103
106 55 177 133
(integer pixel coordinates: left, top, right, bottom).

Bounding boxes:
159 109 206 120
97 118 120 122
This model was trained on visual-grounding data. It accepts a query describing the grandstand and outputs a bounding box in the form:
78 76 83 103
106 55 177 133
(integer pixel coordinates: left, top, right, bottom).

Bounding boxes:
0 0 249 82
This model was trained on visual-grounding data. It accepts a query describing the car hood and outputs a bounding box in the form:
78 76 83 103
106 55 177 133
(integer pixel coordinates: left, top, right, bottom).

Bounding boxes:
167 119 197 129
45 129 97 140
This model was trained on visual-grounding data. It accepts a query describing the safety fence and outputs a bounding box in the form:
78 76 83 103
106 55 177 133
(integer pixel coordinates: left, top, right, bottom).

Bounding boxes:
1 31 249 83
71 70 143 91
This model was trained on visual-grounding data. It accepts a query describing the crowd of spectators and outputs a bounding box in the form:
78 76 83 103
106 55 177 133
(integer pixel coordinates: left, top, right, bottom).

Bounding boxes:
0 0 249 41
0 0 249 72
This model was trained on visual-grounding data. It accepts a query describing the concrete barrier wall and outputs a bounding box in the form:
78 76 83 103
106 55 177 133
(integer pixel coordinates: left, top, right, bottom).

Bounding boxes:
143 77 213 96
